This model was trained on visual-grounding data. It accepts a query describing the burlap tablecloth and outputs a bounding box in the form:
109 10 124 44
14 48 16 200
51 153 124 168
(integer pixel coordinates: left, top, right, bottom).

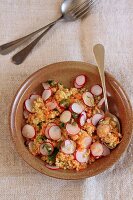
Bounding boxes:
0 0 133 199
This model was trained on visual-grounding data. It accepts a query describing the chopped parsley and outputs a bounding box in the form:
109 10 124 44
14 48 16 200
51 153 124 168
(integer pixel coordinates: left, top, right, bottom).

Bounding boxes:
60 99 70 108
36 135 46 142
59 122 65 128
47 80 56 86
37 121 45 130
44 144 53 155
72 112 79 119
72 121 77 126
48 148 59 162
53 108 58 111
57 140 63 149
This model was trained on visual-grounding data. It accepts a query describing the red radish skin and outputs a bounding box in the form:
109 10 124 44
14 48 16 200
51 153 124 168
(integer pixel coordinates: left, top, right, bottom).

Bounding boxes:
71 103 84 114
45 164 60 170
42 89 52 101
92 113 104 126
81 111 87 119
45 123 56 139
91 85 102 96
82 92 94 107
60 110 71 123
25 94 40 113
40 142 54 156
76 149 89 163
74 81 83 89
75 75 86 86
79 114 86 127
79 111 87 127
25 99 34 113
66 123 80 135
90 142 104 157
22 124 35 139
102 144 110 156
48 125 61 140
42 82 50 90
61 140 76 154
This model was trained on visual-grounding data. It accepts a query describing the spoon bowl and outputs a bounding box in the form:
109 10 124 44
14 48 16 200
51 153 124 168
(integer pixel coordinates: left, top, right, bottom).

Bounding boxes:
93 44 121 149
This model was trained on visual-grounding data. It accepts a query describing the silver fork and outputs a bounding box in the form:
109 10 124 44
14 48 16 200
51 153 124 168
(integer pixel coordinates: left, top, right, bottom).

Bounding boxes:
11 0 96 65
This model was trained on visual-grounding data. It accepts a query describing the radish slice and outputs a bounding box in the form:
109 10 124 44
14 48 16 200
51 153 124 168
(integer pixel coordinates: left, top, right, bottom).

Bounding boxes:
81 136 92 148
45 123 56 139
81 111 87 118
102 144 110 156
42 82 50 89
79 111 87 126
45 164 59 170
28 141 34 152
30 94 40 101
82 92 94 107
61 140 76 154
90 142 103 157
98 97 105 107
92 113 104 126
42 89 52 101
87 118 92 124
25 95 40 113
46 101 57 110
74 81 83 89
66 123 80 135
40 142 54 156
91 85 102 96
75 75 86 86
71 103 84 114
22 124 35 139
60 110 71 123
76 149 89 163
79 114 86 126
48 125 61 140
25 99 34 113
23 110 29 119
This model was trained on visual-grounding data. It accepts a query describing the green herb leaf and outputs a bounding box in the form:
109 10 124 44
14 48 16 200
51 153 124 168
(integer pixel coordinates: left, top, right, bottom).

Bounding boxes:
57 140 63 149
48 148 59 162
60 99 70 108
53 108 58 111
37 121 45 130
72 112 79 119
44 144 53 155
59 122 65 128
47 80 55 86
36 135 46 142
72 121 77 126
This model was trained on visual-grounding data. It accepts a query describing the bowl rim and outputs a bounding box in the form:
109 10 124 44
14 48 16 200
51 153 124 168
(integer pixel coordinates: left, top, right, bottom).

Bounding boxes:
10 61 133 180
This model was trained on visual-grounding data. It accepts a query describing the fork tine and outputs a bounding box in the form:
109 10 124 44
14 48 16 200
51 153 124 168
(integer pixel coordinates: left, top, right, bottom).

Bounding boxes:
75 0 96 19
73 0 93 16
69 0 90 14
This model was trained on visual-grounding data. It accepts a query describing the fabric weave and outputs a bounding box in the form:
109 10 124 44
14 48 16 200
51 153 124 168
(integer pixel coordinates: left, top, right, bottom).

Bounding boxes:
0 0 133 200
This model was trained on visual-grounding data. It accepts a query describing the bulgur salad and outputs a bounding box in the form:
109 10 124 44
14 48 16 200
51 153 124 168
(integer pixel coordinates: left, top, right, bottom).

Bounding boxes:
22 74 122 171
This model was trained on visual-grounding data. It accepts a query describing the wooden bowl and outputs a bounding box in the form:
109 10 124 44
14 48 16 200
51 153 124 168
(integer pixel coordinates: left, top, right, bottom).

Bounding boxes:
10 61 132 180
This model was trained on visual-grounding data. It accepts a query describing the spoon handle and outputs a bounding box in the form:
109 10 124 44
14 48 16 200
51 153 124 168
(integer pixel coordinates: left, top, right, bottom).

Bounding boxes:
12 23 55 65
93 44 109 112
0 16 62 55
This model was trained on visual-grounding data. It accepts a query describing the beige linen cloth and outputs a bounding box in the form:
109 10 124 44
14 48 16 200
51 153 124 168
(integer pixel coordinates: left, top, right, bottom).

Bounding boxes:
0 0 133 200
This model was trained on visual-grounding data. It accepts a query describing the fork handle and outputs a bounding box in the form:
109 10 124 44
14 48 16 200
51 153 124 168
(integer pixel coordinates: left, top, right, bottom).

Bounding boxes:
12 23 55 65
0 16 62 55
